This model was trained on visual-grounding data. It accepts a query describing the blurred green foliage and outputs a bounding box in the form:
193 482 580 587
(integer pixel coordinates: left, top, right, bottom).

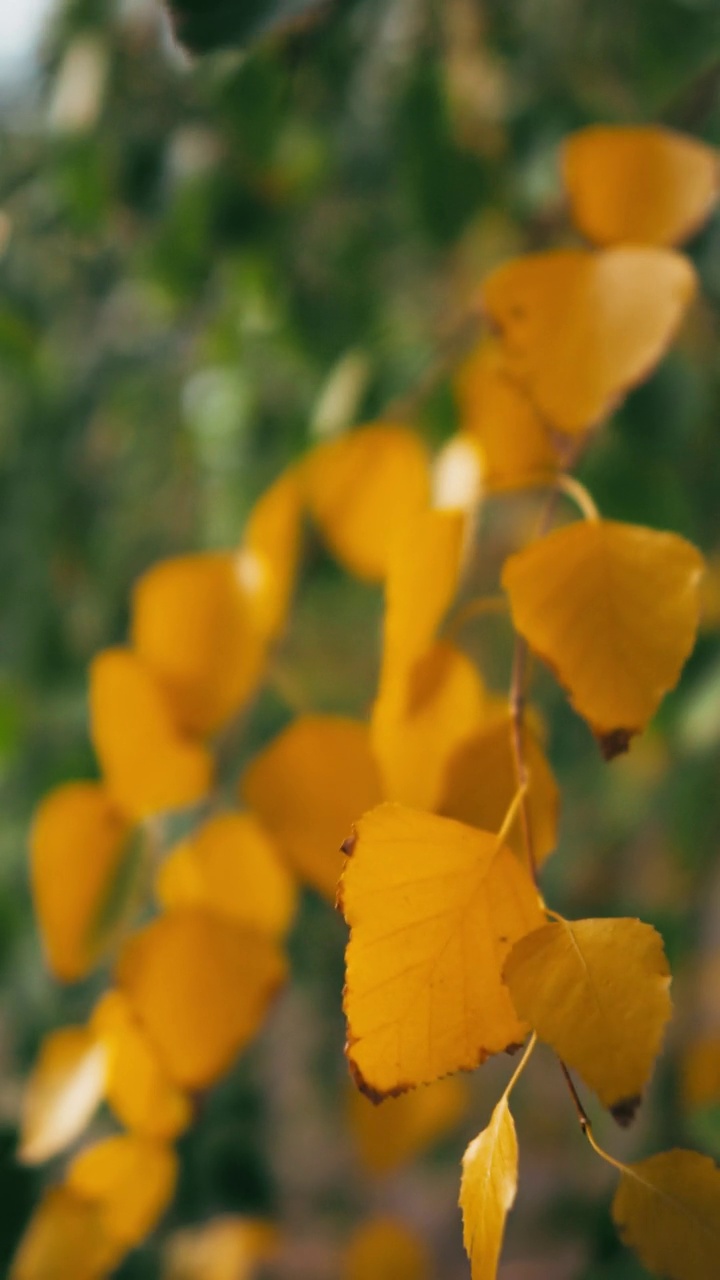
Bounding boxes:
1 0 720 1276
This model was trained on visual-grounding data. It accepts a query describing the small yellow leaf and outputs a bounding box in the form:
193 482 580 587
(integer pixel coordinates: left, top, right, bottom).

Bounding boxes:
67 1134 177 1248
19 1027 106 1165
504 917 671 1117
439 713 559 866
117 908 286 1088
340 804 544 1097
345 1219 431 1280
612 1149 720 1280
381 507 467 680
238 466 303 640
30 781 131 981
163 1216 277 1280
454 337 559 488
242 717 383 900
349 1075 468 1175
371 643 488 811
131 553 266 737
482 248 696 434
460 1096 518 1280
303 423 431 582
90 648 213 821
156 812 296 938
10 1187 122 1280
563 125 720 248
682 1036 720 1110
502 520 704 754
91 991 192 1140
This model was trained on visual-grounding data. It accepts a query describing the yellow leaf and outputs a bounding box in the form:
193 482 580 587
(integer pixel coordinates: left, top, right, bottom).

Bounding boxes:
459 1096 518 1280
19 1027 106 1165
612 1148 720 1280
340 804 544 1097
502 520 704 755
90 648 213 821
131 553 266 737
432 433 485 512
504 917 671 1118
67 1134 177 1248
156 812 296 938
303 423 431 582
116 908 286 1088
349 1075 468 1175
242 717 383 900
163 1217 277 1280
238 466 303 640
91 991 192 1140
439 713 559 866
30 781 131 981
482 248 696 434
372 643 488 811
563 125 720 248
454 337 559 488
381 507 467 681
10 1187 122 1280
682 1036 720 1110
345 1219 431 1280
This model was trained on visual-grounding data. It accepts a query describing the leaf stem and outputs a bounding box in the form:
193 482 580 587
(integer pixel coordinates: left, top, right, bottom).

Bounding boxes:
557 1060 629 1175
496 781 529 852
503 1033 537 1102
555 474 600 522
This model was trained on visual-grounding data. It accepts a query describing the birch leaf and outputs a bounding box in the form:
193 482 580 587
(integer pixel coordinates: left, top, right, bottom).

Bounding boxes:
612 1149 720 1280
460 1096 518 1280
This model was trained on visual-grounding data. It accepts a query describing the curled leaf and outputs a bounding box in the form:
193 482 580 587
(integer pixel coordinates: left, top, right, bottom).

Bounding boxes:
460 1096 518 1280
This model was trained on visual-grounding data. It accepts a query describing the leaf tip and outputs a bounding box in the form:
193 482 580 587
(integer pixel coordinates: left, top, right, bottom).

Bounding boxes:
610 1094 642 1127
598 727 635 761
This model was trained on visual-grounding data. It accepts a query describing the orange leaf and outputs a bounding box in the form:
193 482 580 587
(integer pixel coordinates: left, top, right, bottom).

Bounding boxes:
502 519 704 753
90 648 213 821
349 1075 468 1175
303 423 431 582
91 991 192 1140
237 466 303 640
19 1027 106 1165
30 781 131 981
340 804 544 1097
117 908 285 1088
345 1219 431 1280
67 1134 177 1248
10 1186 122 1280
460 1096 518 1280
242 717 383 900
682 1036 720 1110
132 553 266 737
612 1148 720 1280
157 812 297 938
563 125 720 248
482 248 696 434
381 507 467 681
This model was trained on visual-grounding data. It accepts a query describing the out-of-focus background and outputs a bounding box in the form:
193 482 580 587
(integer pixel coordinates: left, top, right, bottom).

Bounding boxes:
1 1 720 1276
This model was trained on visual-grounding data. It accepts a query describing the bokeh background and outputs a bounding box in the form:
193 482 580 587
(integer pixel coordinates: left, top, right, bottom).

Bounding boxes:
1 0 720 1276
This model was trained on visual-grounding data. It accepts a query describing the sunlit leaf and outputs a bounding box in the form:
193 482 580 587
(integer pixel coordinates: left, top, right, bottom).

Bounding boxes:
67 1134 177 1248
439 713 559 866
242 716 383 900
482 248 696 434
117 908 286 1088
132 553 266 737
157 812 297 938
504 917 671 1118
460 1096 518 1280
303 423 431 582
90 648 213 820
563 125 720 248
10 1187 122 1280
19 1027 106 1165
682 1036 720 1109
612 1148 720 1280
345 1219 432 1280
237 466 303 640
30 781 131 982
163 1216 278 1280
349 1075 468 1175
454 337 559 488
91 991 192 1140
502 520 704 755
340 804 544 1097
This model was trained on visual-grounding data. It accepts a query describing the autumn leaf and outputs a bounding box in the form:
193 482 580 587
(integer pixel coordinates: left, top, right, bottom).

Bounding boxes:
563 125 720 248
91 991 192 1140
30 781 132 981
116 909 285 1089
67 1134 177 1248
242 716 383 900
349 1076 468 1175
302 423 431 582
460 1096 518 1280
19 1027 106 1165
612 1149 720 1280
482 247 696 434
340 804 544 1098
504 917 671 1119
345 1219 431 1280
502 519 704 754
163 1216 278 1280
237 466 303 640
682 1036 720 1110
10 1186 122 1280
